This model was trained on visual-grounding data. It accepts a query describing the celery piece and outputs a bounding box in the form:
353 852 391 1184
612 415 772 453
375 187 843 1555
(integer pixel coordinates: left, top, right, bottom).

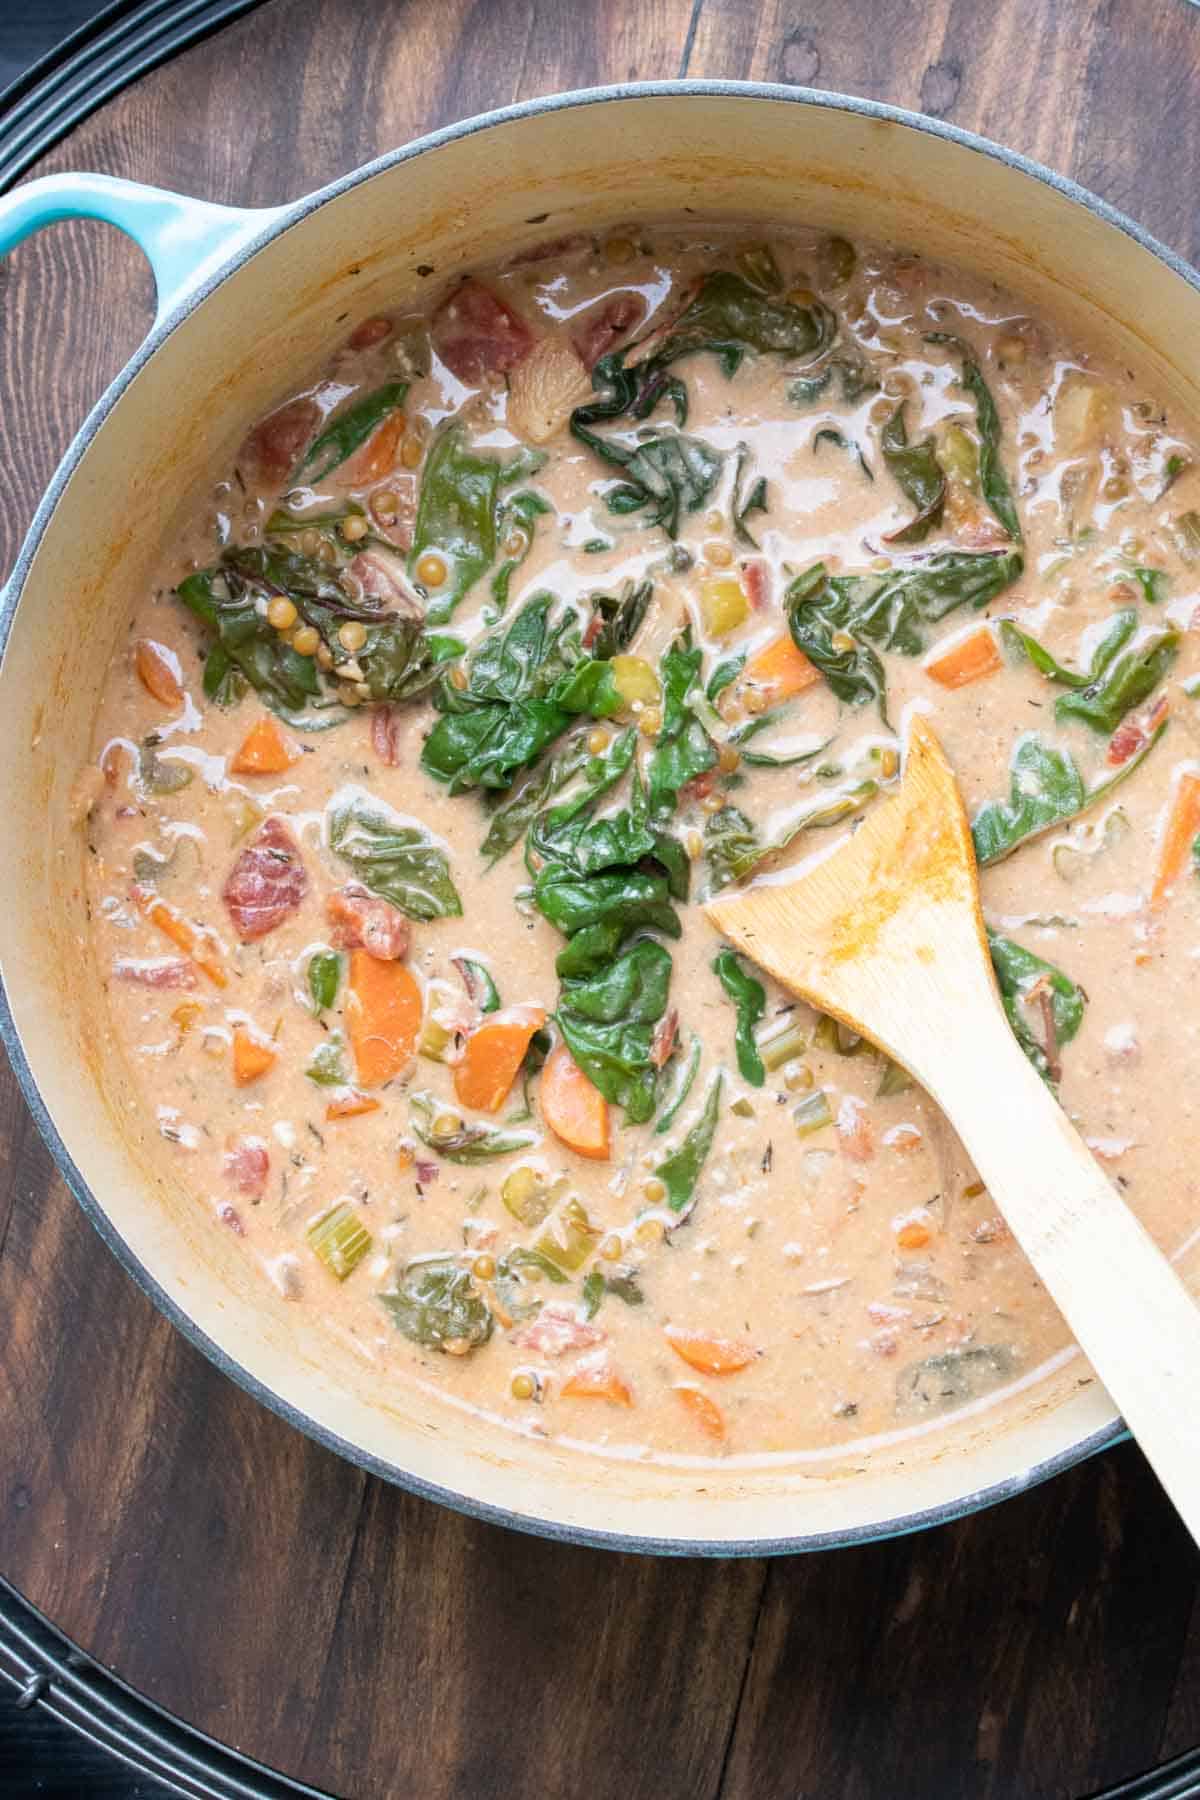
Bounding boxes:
533 1198 596 1274
306 1034 349 1086
793 1089 833 1137
307 1203 372 1280
758 1016 808 1072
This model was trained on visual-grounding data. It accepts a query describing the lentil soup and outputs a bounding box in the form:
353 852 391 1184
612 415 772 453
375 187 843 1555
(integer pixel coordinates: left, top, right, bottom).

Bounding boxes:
78 223 1200 1464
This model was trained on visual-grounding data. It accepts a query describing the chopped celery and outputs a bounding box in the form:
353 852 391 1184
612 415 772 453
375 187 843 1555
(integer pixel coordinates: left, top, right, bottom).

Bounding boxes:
758 1016 808 1071
500 1165 558 1227
1175 511 1200 562
419 1016 453 1062
306 1034 348 1086
876 1059 913 1098
307 1203 372 1280
533 1198 596 1274
793 1089 833 1137
813 1015 865 1056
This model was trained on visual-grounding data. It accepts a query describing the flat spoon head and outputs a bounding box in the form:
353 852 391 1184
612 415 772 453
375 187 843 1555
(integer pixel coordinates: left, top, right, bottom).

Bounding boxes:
704 713 996 1082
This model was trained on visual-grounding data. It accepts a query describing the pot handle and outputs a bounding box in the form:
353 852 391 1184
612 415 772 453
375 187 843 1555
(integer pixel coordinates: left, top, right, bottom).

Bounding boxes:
0 172 288 324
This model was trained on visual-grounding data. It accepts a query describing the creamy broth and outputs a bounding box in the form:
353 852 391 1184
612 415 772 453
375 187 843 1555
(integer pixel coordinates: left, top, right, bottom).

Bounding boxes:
79 223 1200 1463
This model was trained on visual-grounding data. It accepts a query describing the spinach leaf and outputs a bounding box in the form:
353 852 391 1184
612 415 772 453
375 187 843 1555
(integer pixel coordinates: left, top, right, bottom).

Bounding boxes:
479 733 593 865
536 867 680 946
556 938 673 1124
647 634 718 814
540 728 638 832
491 489 552 611
988 931 1085 1085
731 442 769 547
297 382 408 482
654 1030 701 1134
1130 565 1168 606
422 698 570 794
731 710 832 769
584 580 653 660
380 1256 493 1352
785 562 890 720
1002 611 1178 732
789 354 881 407
409 425 517 622
581 1267 645 1320
328 788 462 919
813 426 873 481
307 951 342 1013
704 804 762 891
880 403 945 542
654 1073 723 1211
972 721 1168 865
595 429 724 538
713 950 766 1086
656 272 834 374
707 653 746 701
178 566 322 714
408 1094 536 1163
529 780 657 880
925 333 1021 540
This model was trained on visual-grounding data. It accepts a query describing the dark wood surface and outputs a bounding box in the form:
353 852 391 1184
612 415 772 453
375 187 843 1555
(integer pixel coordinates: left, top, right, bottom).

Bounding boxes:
3 2 1200 1794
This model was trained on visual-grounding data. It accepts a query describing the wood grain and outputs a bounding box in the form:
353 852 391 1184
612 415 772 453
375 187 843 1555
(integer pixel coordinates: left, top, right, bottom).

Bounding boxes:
3 0 1200 1794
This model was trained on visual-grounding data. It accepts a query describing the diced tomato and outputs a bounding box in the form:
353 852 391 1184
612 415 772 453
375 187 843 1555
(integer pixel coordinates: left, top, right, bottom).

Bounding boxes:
570 293 645 368
112 957 197 988
223 1137 270 1198
513 1305 606 1359
243 396 319 484
222 818 307 942
432 279 534 383
681 769 718 804
326 884 410 961
348 315 393 350
740 558 771 612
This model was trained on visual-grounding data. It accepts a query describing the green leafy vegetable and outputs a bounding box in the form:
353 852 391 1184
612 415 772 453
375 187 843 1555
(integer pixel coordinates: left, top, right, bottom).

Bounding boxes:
409 425 531 623
647 633 718 815
580 1268 645 1320
297 382 408 482
896 1344 1017 1415
713 950 766 1086
555 938 673 1125
409 1094 536 1163
492 489 552 610
655 272 834 373
307 951 342 1013
306 1034 349 1087
381 1256 493 1352
788 354 880 408
880 403 945 542
707 653 746 701
479 735 591 865
654 1031 701 1134
731 443 768 546
813 426 873 481
654 1073 723 1211
594 430 724 537
926 333 1022 540
1129 566 1168 606
1003 612 1177 733
704 804 762 891
453 957 500 1014
328 790 461 919
785 562 890 720
988 931 1085 1085
973 721 1167 864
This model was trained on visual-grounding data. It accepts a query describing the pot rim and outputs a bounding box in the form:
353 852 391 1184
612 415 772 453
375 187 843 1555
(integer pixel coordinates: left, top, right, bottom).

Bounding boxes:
4 75 1187 1556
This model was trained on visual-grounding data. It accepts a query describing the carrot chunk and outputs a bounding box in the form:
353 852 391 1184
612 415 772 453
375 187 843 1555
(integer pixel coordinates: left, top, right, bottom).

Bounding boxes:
1151 771 1200 910
674 1385 726 1440
137 891 226 988
347 410 406 484
561 1356 633 1405
925 626 1002 689
454 1006 546 1113
232 1025 277 1086
134 638 183 707
326 1090 382 1120
345 949 422 1087
663 1326 758 1375
742 634 821 702
229 717 300 776
540 1041 610 1160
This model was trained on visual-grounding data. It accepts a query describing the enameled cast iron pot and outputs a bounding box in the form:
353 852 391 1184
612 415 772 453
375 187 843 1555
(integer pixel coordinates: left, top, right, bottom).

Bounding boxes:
3 82 1198 1555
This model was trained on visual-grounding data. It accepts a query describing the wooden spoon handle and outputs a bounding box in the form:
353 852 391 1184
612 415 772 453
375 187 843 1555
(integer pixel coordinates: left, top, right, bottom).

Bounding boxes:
933 1001 1200 1539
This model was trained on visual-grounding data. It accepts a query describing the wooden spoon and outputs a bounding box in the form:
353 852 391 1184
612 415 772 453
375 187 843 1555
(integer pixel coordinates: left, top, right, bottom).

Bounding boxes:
705 712 1200 1541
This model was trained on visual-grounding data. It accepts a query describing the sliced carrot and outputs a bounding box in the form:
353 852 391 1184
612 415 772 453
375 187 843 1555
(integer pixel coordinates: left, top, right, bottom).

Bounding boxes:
326 1090 382 1120
1151 771 1200 910
229 716 300 776
674 1385 726 1440
138 892 226 988
896 1220 932 1250
742 634 821 703
134 638 183 707
345 949 422 1087
454 1005 546 1113
925 626 1002 689
663 1326 758 1376
347 410 406 484
232 1025 277 1086
540 1041 610 1160
561 1357 633 1406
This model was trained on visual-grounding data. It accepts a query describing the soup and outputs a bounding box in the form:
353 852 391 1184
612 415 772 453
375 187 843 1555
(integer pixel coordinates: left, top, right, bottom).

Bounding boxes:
76 223 1200 1461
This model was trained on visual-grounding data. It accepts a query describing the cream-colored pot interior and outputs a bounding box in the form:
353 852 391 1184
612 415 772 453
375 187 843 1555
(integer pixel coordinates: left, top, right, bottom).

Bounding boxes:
5 87 1199 1550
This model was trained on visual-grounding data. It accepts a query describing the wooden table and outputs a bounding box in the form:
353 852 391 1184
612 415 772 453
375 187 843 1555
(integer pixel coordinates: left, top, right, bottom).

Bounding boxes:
4 2 1200 1793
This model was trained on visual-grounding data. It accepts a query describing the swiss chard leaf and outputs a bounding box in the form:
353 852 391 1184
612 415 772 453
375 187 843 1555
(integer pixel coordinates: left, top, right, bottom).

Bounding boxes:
556 938 673 1124
328 788 462 919
584 580 653 661
972 722 1167 865
409 425 524 622
704 804 762 891
178 566 322 714
713 950 766 1086
731 442 769 546
409 1094 536 1163
1003 610 1178 733
988 931 1085 1085
491 489 552 610
1000 611 1136 688
647 634 718 815
788 354 881 407
654 1072 723 1211
926 333 1021 540
880 403 945 543
479 733 593 865
380 1255 493 1351
297 382 408 482
656 271 834 373
785 562 890 721
580 1267 645 1319
596 430 724 538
